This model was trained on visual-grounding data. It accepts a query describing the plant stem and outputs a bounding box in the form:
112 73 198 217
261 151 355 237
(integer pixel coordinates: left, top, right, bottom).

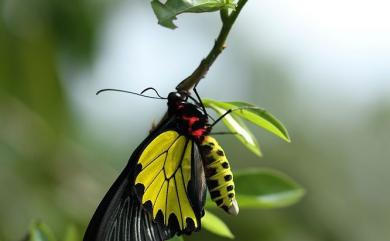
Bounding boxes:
152 0 247 131
176 0 248 91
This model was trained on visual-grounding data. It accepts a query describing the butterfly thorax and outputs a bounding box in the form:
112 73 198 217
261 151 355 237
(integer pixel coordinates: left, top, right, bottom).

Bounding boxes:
167 92 210 142
173 102 209 141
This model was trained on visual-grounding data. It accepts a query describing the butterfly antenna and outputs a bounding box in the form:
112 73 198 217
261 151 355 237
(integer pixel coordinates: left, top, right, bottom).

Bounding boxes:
96 88 166 100
210 106 261 127
193 87 208 116
140 87 165 99
181 91 215 121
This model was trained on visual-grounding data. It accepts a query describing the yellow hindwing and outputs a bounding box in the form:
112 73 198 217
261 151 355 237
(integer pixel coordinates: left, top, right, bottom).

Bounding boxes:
134 130 199 231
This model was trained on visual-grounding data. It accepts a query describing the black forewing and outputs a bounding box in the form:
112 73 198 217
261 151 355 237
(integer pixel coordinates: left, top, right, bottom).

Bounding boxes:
83 121 175 241
83 164 173 241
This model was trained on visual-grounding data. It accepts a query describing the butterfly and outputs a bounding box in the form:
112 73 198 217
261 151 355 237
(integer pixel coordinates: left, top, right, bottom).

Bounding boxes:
83 87 238 241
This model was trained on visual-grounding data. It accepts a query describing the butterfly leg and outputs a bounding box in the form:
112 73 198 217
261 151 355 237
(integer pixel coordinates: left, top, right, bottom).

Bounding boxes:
210 131 239 136
193 85 208 116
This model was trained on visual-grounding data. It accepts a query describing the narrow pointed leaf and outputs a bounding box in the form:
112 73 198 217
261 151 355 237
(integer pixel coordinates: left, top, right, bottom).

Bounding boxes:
228 101 290 142
234 169 305 208
151 0 236 29
168 235 184 241
205 100 262 156
204 99 290 142
202 210 235 239
29 222 56 241
64 225 79 241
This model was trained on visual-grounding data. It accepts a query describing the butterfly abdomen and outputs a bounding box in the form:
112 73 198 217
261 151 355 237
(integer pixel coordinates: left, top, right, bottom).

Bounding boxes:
200 136 239 215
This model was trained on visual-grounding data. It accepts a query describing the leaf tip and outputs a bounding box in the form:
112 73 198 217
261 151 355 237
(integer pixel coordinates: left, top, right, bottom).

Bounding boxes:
253 148 263 157
159 21 177 29
203 210 235 239
227 233 235 239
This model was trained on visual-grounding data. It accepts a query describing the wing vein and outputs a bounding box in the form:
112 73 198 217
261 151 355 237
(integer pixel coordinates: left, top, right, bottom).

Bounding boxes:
140 133 182 171
141 151 165 171
153 179 166 207
144 168 164 192
174 175 184 229
165 179 169 224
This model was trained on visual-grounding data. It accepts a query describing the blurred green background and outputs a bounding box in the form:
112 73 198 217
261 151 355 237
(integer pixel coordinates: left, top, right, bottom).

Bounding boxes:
1 0 390 240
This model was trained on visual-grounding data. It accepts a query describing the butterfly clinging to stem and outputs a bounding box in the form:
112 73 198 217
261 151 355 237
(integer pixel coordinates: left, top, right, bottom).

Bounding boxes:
83 86 240 241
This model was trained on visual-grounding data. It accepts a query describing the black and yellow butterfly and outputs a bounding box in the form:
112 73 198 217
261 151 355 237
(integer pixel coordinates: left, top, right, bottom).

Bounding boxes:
83 89 238 241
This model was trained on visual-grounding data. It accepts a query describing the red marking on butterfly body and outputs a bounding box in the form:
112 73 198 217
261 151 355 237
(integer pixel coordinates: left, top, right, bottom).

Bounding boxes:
192 128 207 138
182 115 199 127
182 115 208 140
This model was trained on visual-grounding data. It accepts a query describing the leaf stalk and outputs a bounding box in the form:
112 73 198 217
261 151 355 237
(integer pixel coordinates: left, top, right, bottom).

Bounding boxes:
176 0 248 91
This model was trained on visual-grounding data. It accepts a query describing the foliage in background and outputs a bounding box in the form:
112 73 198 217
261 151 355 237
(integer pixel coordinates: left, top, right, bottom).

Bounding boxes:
22 222 80 241
3 0 389 241
0 0 107 239
151 0 235 29
0 0 305 239
24 165 304 241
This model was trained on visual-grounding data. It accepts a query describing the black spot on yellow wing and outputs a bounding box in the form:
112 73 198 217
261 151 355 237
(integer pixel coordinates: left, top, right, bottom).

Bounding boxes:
224 175 232 181
201 145 213 155
205 156 215 165
185 218 195 234
200 136 238 214
207 179 219 189
210 190 221 199
222 205 229 212
206 167 217 177
222 162 229 169
216 150 224 156
168 213 180 233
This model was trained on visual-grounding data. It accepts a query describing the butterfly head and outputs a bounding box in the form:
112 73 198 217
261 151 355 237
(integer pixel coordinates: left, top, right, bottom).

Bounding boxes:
167 91 190 112
167 91 186 103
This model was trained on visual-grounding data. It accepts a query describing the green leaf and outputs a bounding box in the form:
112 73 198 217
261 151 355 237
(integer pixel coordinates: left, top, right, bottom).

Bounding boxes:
64 225 79 241
167 235 184 241
227 101 290 142
28 221 56 241
234 169 305 209
204 100 262 156
203 99 291 143
202 210 235 239
151 0 236 29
